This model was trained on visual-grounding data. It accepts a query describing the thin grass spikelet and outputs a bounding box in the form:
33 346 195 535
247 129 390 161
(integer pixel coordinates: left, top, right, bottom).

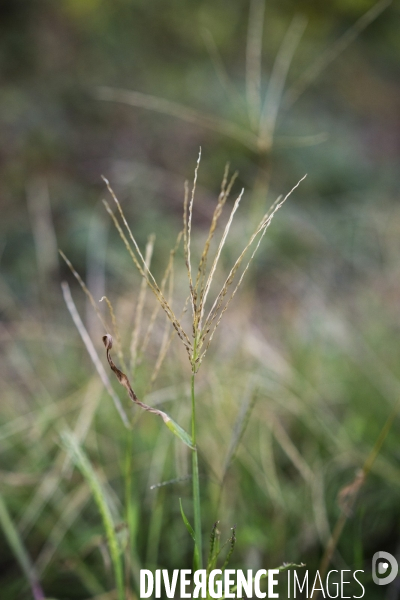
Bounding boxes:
101 157 306 375
101 193 192 357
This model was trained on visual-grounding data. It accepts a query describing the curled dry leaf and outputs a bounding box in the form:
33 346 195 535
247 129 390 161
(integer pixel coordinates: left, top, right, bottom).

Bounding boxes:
102 334 194 449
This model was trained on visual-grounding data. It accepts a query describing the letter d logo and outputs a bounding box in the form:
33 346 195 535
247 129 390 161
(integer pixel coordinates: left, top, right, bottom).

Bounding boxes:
372 551 398 586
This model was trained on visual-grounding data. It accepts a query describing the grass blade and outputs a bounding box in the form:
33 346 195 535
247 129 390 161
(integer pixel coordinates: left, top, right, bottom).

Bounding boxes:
97 87 258 151
284 0 391 108
179 499 199 570
61 281 130 428
179 498 195 541
0 492 45 600
259 14 307 149
246 0 266 129
60 251 109 333
163 416 195 449
61 431 124 600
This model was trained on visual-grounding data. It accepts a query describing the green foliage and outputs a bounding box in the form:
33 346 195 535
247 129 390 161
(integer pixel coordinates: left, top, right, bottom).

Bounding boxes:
1 2 400 600
61 430 125 600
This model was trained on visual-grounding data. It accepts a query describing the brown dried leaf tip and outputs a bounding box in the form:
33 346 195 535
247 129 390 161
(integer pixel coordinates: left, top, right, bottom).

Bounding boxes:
103 333 113 351
102 334 194 449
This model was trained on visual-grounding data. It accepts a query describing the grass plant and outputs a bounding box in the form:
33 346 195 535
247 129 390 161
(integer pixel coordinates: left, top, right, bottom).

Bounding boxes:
60 152 306 590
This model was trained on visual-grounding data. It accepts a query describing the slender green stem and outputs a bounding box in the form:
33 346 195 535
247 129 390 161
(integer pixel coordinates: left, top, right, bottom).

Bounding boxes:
191 343 203 568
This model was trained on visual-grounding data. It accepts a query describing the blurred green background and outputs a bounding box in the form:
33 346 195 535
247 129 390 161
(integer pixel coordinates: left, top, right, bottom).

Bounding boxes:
1 0 400 598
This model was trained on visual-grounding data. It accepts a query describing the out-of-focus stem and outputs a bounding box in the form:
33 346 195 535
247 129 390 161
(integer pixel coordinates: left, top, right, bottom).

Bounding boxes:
191 338 203 568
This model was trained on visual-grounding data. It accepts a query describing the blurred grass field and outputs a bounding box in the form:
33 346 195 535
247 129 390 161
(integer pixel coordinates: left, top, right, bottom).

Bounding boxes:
1 1 400 598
